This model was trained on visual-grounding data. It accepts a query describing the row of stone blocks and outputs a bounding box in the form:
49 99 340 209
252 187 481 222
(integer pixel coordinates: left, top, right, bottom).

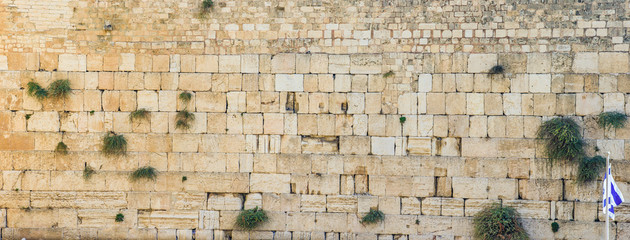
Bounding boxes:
0 52 628 74
0 207 625 239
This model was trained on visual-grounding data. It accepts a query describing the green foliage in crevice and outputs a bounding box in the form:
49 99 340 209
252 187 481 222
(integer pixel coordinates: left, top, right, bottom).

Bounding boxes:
537 117 584 163
236 206 268 230
598 111 627 130
473 205 529 240
361 209 385 224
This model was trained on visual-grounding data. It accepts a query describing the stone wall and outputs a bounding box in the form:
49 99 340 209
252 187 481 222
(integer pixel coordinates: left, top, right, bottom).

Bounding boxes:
0 0 630 239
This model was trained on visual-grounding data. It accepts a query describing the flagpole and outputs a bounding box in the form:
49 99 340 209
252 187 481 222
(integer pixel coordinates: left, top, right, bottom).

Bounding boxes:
606 151 610 240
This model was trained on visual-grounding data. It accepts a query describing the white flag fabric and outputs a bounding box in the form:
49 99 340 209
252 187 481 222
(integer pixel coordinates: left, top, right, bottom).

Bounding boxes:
602 163 625 220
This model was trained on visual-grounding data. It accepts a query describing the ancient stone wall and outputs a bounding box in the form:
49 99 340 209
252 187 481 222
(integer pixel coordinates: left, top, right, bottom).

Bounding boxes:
0 0 630 239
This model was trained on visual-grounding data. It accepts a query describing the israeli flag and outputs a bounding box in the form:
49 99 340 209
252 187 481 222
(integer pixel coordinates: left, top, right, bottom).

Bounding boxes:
602 163 625 220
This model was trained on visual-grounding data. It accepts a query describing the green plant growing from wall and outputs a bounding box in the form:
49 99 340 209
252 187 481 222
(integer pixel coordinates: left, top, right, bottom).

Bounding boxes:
537 117 584 163
488 65 505 75
597 111 627 130
202 0 214 10
55 141 68 155
179 91 193 105
383 70 395 78
551 221 560 233
182 176 188 182
361 209 385 224
577 155 605 183
130 166 158 182
48 79 72 100
83 164 96 180
236 206 268 230
102 132 127 156
27 81 48 100
473 205 529 240
399 116 406 124
129 108 150 122
176 110 195 130
115 213 124 222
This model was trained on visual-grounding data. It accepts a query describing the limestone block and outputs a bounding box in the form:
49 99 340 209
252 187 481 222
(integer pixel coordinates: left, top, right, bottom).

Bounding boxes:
196 55 219 73
329 55 350 73
503 200 550 219
418 74 432 92
576 93 603 115
0 55 7 70
529 74 551 92
207 193 243 211
350 54 382 74
604 93 625 112
136 91 158 111
327 195 358 213
0 191 30 208
27 111 59 132
196 92 226 112
452 177 488 199
310 54 328 73
315 213 348 232
117 53 135 71
219 55 241 73
487 178 518 199
441 198 464 216
287 212 315 231
250 173 290 193
241 54 259 73
421 197 441 216
301 136 338 154
467 54 497 73
271 54 296 73
448 115 469 137
184 173 249 193
179 73 211 91
371 137 395 155
301 195 326 212
58 54 86 72
138 210 198 229
400 197 421 215
407 137 431 155
464 199 501 216
275 74 304 92
527 53 551 73
599 52 629 73
572 52 598 73
296 54 310 74
574 201 598 221
340 136 370 155
152 55 169 72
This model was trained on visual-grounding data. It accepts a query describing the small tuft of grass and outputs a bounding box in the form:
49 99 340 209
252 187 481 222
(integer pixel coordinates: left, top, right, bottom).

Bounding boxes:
577 155 605 183
55 141 68 155
383 70 395 78
25 114 32 120
361 209 385 224
399 116 406 124
473 204 529 240
102 132 127 156
176 110 195 130
202 0 214 11
597 111 627 130
129 108 150 122
488 65 505 74
89 110 95 115
130 166 158 182
537 117 584 163
236 206 268 230
551 221 559 233
27 81 48 100
115 213 124 222
182 176 188 182
83 164 96 180
48 79 72 100
179 91 193 105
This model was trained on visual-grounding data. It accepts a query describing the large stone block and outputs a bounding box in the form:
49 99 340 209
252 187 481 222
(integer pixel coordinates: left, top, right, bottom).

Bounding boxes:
275 74 304 92
250 173 290 193
58 54 86 72
350 54 382 74
599 52 629 73
467 54 497 73
572 52 598 73
371 137 395 155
